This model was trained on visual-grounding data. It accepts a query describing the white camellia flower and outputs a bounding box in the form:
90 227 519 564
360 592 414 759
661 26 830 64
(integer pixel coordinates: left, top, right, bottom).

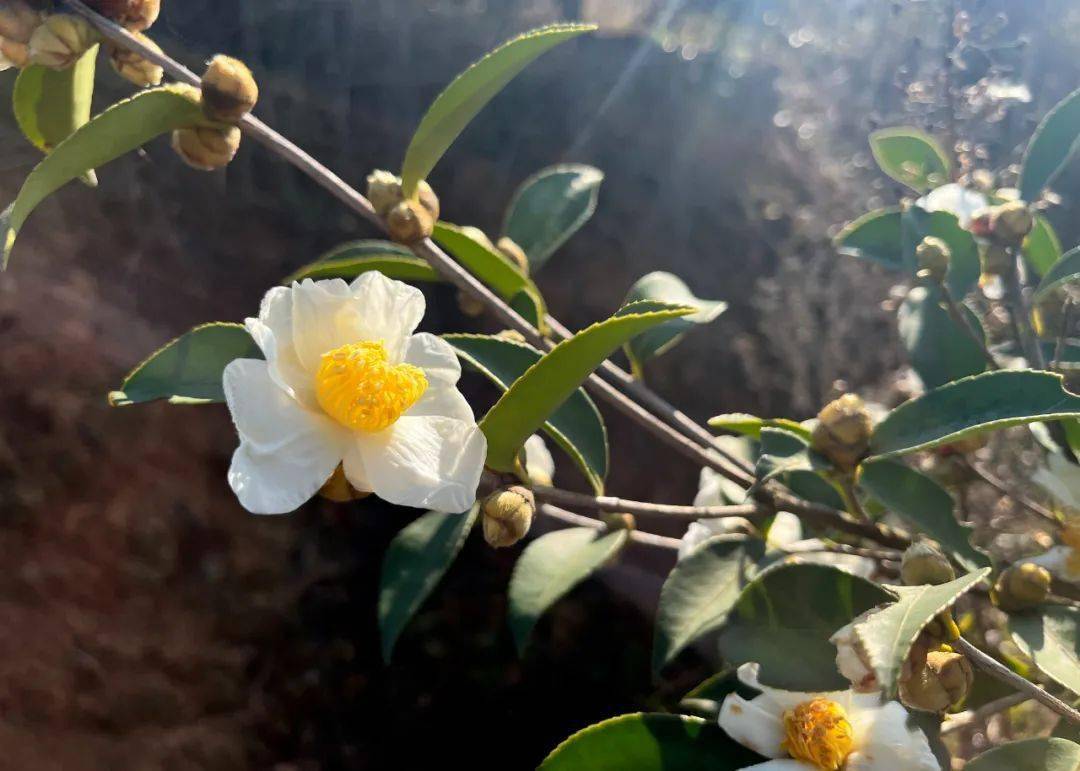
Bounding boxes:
914 183 987 228
223 272 486 515
719 664 938 770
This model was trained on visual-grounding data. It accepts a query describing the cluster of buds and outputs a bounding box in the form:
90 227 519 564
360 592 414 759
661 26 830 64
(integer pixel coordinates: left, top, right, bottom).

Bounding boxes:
914 236 951 285
481 485 535 548
366 170 441 244
86 0 161 32
810 394 873 473
107 32 162 87
0 0 45 69
993 563 1052 612
171 56 259 172
28 13 97 70
898 640 974 713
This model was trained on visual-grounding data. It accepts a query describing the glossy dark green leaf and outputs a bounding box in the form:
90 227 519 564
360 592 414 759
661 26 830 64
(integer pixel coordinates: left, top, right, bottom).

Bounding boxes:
502 163 603 271
965 738 1080 771
1025 215 1063 276
400 23 594 197
860 460 989 571
835 207 903 270
108 323 261 406
283 240 441 283
869 127 950 192
539 713 765 771
378 506 479 662
717 563 894 691
1035 246 1080 302
653 535 761 674
898 284 986 390
1011 606 1080 698
869 370 1080 460
1021 86 1080 202
443 333 607 493
623 271 727 376
508 527 628 653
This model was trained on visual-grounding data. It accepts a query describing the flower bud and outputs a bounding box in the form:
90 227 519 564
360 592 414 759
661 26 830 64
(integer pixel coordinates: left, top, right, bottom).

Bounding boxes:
28 13 97 70
830 618 878 692
0 37 29 69
365 170 440 224
994 563 1052 612
318 464 370 503
915 236 950 284
991 201 1034 245
201 54 259 124
810 394 872 472
481 485 535 548
171 125 241 171
86 0 160 31
899 646 973 713
386 199 435 244
0 1 44 44
497 236 529 274
107 35 162 87
901 541 956 586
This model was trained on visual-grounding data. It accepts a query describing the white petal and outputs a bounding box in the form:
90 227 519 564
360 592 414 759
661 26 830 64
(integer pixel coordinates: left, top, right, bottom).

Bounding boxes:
349 271 426 360
356 415 486 513
524 434 556 486
342 441 373 493
845 701 938 771
1033 452 1080 510
403 332 461 384
718 694 788 759
246 285 316 406
765 511 803 548
223 358 338 453
694 467 725 507
290 278 366 370
406 379 475 423
229 439 342 515
915 183 987 227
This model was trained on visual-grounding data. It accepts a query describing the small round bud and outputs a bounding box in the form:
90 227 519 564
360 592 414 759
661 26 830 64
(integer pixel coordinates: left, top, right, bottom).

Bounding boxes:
201 54 259 124
810 394 873 471
318 464 370 503
0 1 44 44
366 170 403 218
386 199 435 244
991 201 1034 245
171 125 241 171
481 485 535 548
901 541 956 586
107 35 163 87
994 563 1052 612
28 14 98 70
86 0 160 31
497 236 529 274
915 236 951 284
900 646 973 713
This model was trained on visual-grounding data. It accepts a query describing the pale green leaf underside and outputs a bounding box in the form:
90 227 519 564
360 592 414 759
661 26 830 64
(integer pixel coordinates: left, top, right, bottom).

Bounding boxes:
378 506 479 662
965 738 1080 771
479 301 694 473
869 370 1080 460
444 333 608 493
1021 86 1080 203
869 127 950 192
109 323 261 406
508 526 628 653
283 240 441 284
14 47 98 154
400 23 594 197
2 85 204 268
1012 606 1080 699
622 271 727 372
853 569 990 696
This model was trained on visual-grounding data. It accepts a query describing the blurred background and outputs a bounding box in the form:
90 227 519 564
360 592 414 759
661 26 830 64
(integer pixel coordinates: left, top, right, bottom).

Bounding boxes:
2 0 1080 767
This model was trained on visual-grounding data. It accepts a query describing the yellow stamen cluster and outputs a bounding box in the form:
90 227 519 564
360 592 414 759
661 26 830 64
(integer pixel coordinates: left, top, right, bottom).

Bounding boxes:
782 698 854 771
315 341 427 433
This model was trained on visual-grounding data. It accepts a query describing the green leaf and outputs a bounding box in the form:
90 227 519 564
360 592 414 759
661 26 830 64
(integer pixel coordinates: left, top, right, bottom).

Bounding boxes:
502 163 603 271
283 240 441 284
902 207 981 298
852 569 990 696
539 713 765 771
14 46 98 157
897 284 986 390
432 221 547 331
108 323 261 407
622 271 727 376
869 127 950 192
869 370 1080 460
443 333 608 493
707 414 810 441
717 563 894 691
508 526 628 653
835 207 903 270
1021 86 1080 202
652 535 762 674
860 460 989 571
1035 245 1080 302
1025 214 1063 276
400 23 594 197
378 506 479 662
479 301 694 474
1011 606 1080 699
2 85 204 268
965 738 1080 771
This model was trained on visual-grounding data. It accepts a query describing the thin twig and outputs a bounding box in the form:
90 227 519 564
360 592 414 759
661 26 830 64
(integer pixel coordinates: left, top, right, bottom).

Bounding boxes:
939 283 999 370
940 691 1030 735
964 459 1061 529
539 504 682 550
533 484 763 521
954 637 1080 726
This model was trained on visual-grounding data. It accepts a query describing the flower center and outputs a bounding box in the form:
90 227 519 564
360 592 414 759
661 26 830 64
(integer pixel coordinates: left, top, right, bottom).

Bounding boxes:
315 341 427 432
782 698 854 771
